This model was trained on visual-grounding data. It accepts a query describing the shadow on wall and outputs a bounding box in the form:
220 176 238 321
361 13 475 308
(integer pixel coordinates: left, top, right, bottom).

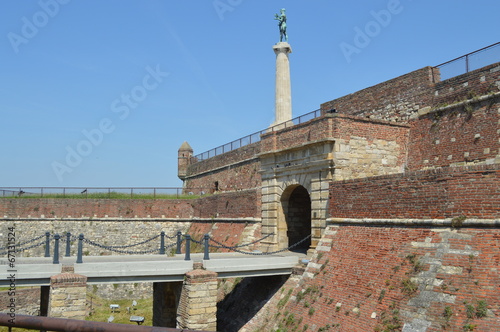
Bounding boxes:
217 275 289 332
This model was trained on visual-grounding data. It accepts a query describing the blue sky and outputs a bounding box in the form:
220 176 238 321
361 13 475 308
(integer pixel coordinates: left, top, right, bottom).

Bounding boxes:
0 0 499 188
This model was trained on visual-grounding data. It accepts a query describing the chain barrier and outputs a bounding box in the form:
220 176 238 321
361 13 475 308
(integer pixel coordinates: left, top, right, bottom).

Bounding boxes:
0 240 46 256
81 237 163 255
207 233 275 250
0 233 46 250
209 234 312 256
87 234 161 249
1 231 310 258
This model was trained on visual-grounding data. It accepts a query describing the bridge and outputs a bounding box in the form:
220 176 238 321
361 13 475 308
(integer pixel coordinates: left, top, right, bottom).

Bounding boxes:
0 230 307 331
0 252 302 286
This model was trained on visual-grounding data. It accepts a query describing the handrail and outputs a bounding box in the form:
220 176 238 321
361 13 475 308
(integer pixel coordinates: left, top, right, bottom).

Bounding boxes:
194 108 322 161
0 313 208 332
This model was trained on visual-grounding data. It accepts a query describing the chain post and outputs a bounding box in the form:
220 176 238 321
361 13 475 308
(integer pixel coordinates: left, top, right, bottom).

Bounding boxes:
53 234 60 264
159 231 165 255
76 234 84 264
184 235 191 261
65 232 71 257
203 234 210 260
176 231 182 254
44 232 50 257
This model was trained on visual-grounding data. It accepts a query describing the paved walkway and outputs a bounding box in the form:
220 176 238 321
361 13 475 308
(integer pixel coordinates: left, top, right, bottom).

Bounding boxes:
0 251 305 286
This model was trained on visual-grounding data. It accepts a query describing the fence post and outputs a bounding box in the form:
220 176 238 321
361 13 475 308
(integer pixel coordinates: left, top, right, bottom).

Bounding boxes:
184 235 191 261
176 231 182 254
203 234 210 260
44 232 50 257
53 234 60 264
65 232 71 257
76 234 84 264
159 231 165 255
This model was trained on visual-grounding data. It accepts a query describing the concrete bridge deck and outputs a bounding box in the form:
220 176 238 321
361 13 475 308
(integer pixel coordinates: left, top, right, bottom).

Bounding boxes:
0 252 304 286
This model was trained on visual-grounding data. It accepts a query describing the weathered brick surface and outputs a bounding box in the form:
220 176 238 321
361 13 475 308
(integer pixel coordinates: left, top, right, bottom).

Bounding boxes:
245 224 500 332
329 164 500 219
0 190 260 219
433 63 500 106
320 63 500 122
408 95 500 170
184 143 261 192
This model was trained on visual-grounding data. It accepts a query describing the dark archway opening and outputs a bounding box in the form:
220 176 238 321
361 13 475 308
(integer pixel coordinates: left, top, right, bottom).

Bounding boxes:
285 186 311 252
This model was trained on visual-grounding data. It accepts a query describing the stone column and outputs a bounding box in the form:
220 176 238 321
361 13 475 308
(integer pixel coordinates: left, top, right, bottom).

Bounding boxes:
273 42 293 127
48 272 87 320
177 269 218 331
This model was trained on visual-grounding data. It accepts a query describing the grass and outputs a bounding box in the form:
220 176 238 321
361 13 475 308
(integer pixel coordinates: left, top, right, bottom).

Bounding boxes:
0 294 154 331
87 293 153 326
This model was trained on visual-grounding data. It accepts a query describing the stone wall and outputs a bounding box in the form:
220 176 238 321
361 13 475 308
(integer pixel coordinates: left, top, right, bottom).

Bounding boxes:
48 273 87 319
242 222 500 331
177 268 218 331
0 288 41 316
329 164 500 219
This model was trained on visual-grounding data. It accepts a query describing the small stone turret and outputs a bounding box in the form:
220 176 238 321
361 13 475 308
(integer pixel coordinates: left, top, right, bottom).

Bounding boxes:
178 141 193 181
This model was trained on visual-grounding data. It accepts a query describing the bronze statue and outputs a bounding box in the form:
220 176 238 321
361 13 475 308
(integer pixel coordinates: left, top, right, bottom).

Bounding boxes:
274 8 288 42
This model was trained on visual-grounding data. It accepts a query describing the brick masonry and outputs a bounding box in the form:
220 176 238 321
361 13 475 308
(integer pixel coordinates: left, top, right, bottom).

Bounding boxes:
408 95 500 170
329 164 500 219
0 189 260 220
243 223 500 332
320 63 500 122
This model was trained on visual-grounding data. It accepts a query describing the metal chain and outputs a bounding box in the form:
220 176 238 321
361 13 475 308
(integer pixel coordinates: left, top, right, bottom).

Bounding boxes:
0 240 46 255
0 233 46 250
208 234 312 256
82 238 161 255
61 234 161 249
208 233 275 249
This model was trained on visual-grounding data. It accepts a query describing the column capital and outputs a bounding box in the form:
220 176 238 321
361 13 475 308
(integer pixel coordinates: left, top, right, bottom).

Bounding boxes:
273 42 292 55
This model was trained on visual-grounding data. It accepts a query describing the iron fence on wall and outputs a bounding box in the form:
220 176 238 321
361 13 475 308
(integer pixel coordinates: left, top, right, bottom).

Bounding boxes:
435 42 500 81
0 187 208 199
194 109 322 161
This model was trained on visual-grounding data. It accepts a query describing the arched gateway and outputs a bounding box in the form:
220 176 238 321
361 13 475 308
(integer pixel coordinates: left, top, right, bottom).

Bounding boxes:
280 185 312 251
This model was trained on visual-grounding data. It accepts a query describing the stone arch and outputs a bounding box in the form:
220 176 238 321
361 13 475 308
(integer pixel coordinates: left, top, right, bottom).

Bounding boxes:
278 184 312 252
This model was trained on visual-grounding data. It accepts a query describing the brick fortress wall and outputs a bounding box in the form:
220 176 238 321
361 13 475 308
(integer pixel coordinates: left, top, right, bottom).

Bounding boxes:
320 62 500 122
243 224 500 331
0 190 260 219
184 142 262 193
329 164 500 219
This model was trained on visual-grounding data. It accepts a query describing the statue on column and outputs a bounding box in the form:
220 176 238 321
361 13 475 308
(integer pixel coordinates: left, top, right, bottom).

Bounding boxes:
274 8 288 43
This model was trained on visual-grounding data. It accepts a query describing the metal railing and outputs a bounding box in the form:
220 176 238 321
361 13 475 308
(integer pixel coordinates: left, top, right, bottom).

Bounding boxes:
435 42 500 80
194 108 322 161
0 313 208 332
0 187 209 199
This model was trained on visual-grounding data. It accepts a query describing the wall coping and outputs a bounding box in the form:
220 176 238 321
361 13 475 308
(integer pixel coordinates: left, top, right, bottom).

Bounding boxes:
327 217 500 228
417 91 500 118
331 163 500 185
0 217 262 223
